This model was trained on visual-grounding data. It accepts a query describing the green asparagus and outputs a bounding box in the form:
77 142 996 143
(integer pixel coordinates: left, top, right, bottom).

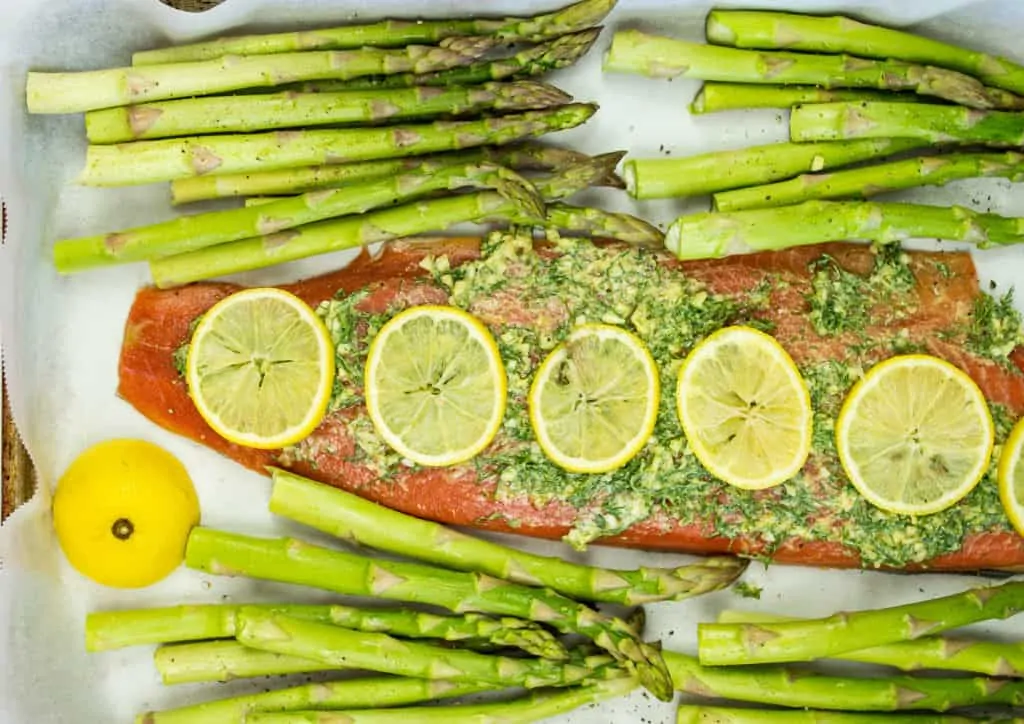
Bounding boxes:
149 153 619 287
790 100 1024 146
716 608 1024 677
269 468 744 605
622 138 927 200
705 9 1024 96
154 640 337 685
665 199 1024 260
290 28 601 92
697 580 1024 666
87 602 566 659
78 104 596 186
137 677 495 724
55 162 541 272
603 29 1024 110
664 650 1024 711
183 527 674 701
169 143 600 204
712 151 1024 212
509 202 667 246
132 0 615 64
84 81 573 143
690 82 926 114
235 609 621 689
676 705 999 724
26 38 498 114
243 678 638 724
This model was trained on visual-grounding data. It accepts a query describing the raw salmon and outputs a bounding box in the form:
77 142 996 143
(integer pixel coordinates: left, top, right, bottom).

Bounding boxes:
117 237 1024 571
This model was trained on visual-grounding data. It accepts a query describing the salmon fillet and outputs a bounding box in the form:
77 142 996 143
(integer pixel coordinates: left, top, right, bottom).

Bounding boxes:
117 236 1024 571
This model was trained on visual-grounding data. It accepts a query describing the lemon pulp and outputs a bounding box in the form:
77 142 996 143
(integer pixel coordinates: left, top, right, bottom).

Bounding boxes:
529 323 659 474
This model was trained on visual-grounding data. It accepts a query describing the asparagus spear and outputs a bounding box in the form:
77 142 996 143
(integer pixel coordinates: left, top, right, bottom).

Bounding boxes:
149 153 620 287
184 527 675 701
622 138 927 200
690 82 926 114
236 609 622 690
132 0 615 65
87 602 565 659
705 9 1024 97
664 199 1024 260
509 203 666 246
55 162 541 272
290 28 601 93
269 468 744 605
790 100 1024 146
676 705 994 724
716 609 1024 677
664 650 1024 711
26 38 499 115
244 678 638 724
698 580 1024 666
713 151 1024 212
85 81 573 144
169 143 599 204
154 640 337 685
603 29 1024 111
78 104 597 186
137 677 495 724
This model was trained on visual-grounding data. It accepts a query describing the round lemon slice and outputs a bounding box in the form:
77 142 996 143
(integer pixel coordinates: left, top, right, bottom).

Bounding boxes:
998 417 1024 536
836 354 994 516
186 288 335 450
364 305 506 467
528 324 659 474
676 325 812 490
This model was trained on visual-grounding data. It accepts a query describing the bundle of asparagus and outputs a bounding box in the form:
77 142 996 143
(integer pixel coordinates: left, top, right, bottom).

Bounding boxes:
89 468 750 721
602 8 1024 260
30 0 666 284
103 471 1024 723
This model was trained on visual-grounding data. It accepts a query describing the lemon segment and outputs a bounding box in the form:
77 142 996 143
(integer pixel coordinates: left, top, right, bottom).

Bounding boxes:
52 439 200 589
836 354 994 517
364 305 507 467
529 324 659 474
676 325 812 491
998 417 1024 536
186 288 335 450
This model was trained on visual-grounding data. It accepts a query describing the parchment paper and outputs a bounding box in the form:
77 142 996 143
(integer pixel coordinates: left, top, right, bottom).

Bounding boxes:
3 1 1024 721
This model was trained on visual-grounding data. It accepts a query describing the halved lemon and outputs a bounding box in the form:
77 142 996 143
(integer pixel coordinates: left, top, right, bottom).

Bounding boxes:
364 305 506 467
998 417 1024 536
676 325 812 490
185 288 335 450
528 324 659 474
836 354 994 516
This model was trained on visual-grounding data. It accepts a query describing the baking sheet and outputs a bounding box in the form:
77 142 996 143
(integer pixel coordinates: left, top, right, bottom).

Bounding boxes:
3 0 1024 721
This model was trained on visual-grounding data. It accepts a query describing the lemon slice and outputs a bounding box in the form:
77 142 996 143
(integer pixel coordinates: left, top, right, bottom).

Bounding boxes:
997 417 1024 535
836 354 994 516
676 325 812 490
186 288 335 450
364 305 506 467
528 324 659 474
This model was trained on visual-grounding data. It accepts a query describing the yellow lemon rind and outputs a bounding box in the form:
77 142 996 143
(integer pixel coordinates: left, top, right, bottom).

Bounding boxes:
185 288 336 451
676 325 813 491
528 323 659 475
835 354 994 518
364 305 507 468
998 416 1024 537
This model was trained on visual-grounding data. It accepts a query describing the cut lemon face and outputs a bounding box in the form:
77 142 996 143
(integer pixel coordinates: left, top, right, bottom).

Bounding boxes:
676 325 812 490
186 288 335 450
529 324 659 474
998 417 1024 536
364 305 506 467
836 354 994 517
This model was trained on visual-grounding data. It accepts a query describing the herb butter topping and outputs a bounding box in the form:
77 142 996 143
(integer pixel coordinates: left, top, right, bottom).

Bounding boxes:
292 232 1024 567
